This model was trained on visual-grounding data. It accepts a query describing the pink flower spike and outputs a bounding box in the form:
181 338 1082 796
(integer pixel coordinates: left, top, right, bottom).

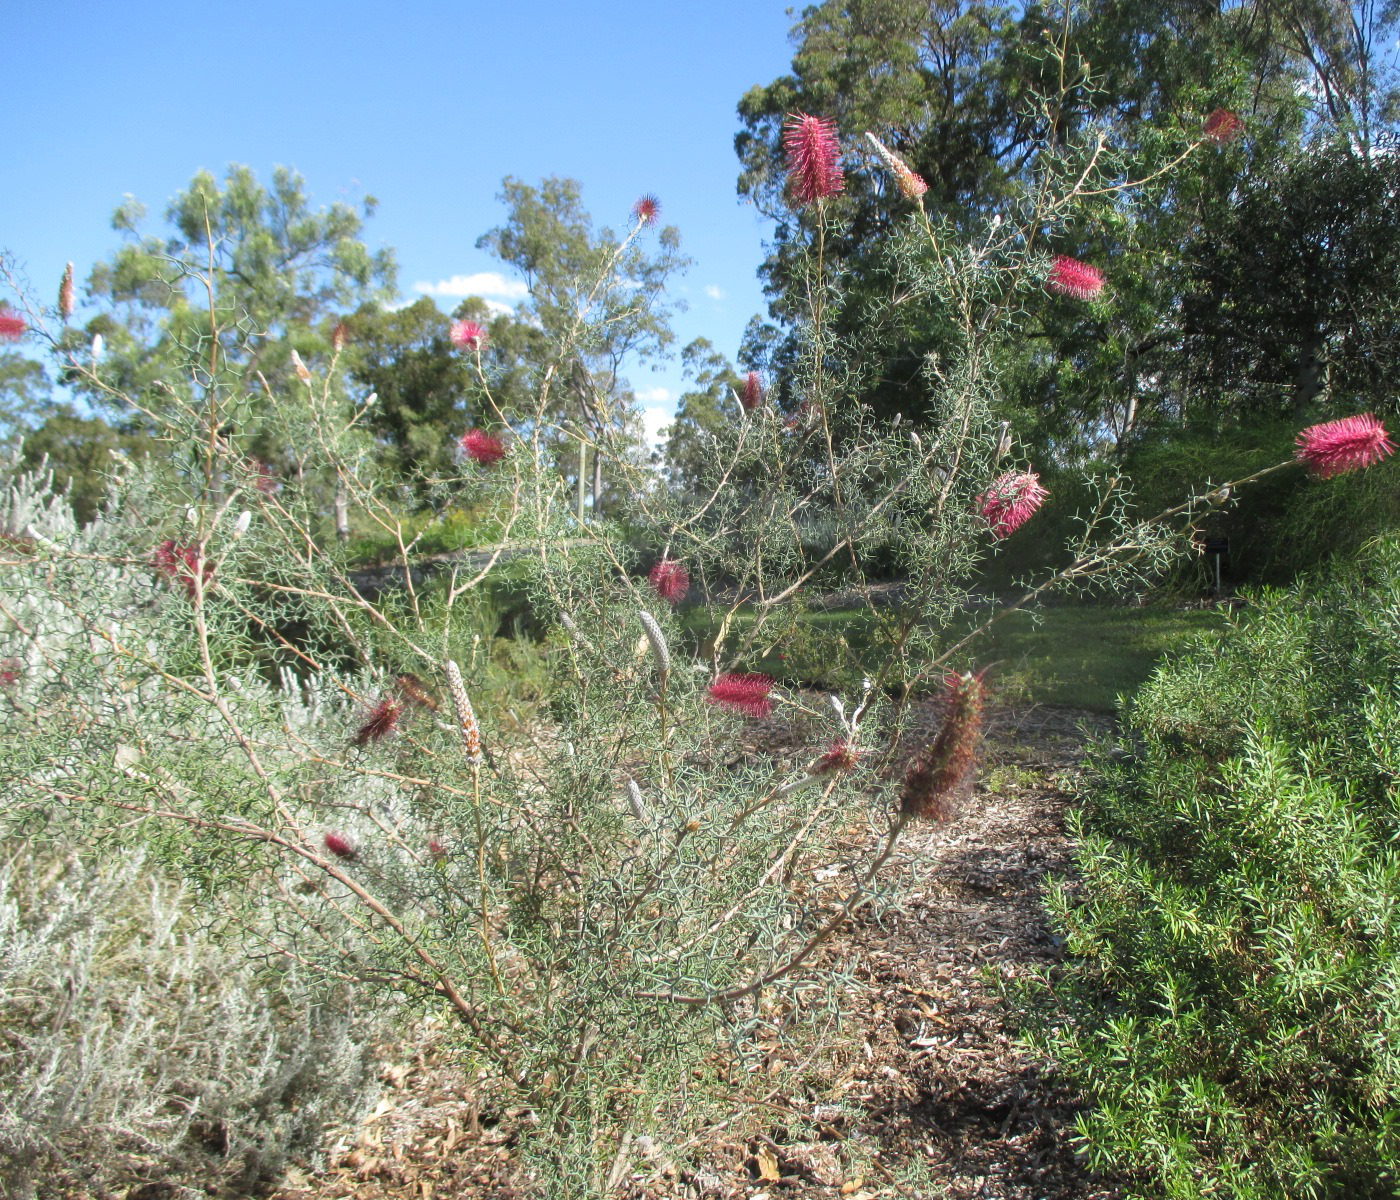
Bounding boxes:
1048 256 1105 300
741 372 764 412
813 739 861 774
783 113 844 207
632 194 661 225
707 672 775 718
979 471 1049 539
0 311 26 343
323 832 358 861
353 697 404 746
1294 414 1395 479
865 133 928 202
1203 108 1244 143
153 540 214 598
459 429 506 466
450 319 487 351
648 558 690 605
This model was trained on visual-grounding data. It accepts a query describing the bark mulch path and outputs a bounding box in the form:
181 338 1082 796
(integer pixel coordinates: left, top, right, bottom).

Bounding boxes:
270 704 1126 1200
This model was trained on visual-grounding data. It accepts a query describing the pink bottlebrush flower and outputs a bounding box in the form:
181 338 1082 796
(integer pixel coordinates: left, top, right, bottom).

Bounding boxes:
395 672 440 712
323 832 358 861
979 471 1049 539
153 540 214 598
1294 413 1396 479
0 311 26 342
0 658 22 688
332 320 349 352
59 262 75 321
706 672 775 718
427 838 449 862
353 696 404 746
459 429 506 466
783 113 844 207
741 371 764 412
450 319 487 351
813 739 861 774
865 132 928 202
1048 256 1105 300
632 194 661 224
648 558 690 605
1203 108 1244 143
901 671 987 821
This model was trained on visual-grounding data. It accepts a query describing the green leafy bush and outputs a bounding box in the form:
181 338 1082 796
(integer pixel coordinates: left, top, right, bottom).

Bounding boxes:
1022 535 1400 1198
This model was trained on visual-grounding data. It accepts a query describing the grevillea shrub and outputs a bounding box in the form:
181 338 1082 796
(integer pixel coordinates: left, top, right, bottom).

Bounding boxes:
4 62 1390 1195
1018 536 1400 1198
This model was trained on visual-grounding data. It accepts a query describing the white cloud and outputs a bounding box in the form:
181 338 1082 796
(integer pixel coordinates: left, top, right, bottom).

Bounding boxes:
412 271 529 301
634 386 674 406
641 405 673 449
703 284 726 301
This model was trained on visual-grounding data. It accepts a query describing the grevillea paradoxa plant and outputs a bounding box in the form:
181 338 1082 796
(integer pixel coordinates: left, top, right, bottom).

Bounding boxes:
3 60 1395 1198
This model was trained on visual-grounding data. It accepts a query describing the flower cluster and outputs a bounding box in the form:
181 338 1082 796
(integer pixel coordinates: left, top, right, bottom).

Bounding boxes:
865 132 928 202
901 671 987 821
353 697 404 746
1294 414 1395 479
1203 108 1244 143
631 194 661 225
707 673 775 718
978 471 1048 538
784 113 844 207
648 559 689 605
459 429 506 465
813 739 861 774
450 319 487 351
0 309 26 343
1047 256 1105 300
741 372 764 412
153 540 214 598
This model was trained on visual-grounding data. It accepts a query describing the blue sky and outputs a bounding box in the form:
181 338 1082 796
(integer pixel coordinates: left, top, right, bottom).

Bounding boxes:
4 0 799 446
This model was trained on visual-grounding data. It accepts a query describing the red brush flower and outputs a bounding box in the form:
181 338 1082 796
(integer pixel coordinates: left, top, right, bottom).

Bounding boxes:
1295 413 1396 479
707 672 775 718
741 371 764 412
813 739 861 774
323 832 358 861
153 540 214 598
1048 256 1105 300
459 429 506 465
0 658 22 688
427 838 449 862
59 263 75 322
450 319 487 351
1203 108 1244 143
978 471 1048 539
0 311 26 342
395 672 440 712
648 558 690 605
865 133 928 202
632 194 661 225
901 671 987 821
353 696 403 746
783 113 844 207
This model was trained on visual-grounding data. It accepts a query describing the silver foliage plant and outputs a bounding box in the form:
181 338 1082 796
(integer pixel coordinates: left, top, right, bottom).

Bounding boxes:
0 58 1317 1196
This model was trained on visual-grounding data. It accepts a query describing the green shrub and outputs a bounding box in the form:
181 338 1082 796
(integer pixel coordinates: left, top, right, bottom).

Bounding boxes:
1021 536 1400 1198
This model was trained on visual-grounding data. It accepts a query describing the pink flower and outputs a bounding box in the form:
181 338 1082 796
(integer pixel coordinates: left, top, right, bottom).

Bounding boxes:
783 113 844 207
353 697 403 746
427 838 449 862
707 673 775 718
0 658 22 688
632 194 661 224
741 372 764 412
323 832 358 861
153 540 214 598
459 429 506 465
1203 108 1244 143
648 559 690 605
1048 256 1105 300
450 319 487 351
0 311 26 342
59 263 75 322
1294 414 1396 479
332 320 350 352
865 133 928 201
979 471 1048 538
813 739 861 774
901 671 987 821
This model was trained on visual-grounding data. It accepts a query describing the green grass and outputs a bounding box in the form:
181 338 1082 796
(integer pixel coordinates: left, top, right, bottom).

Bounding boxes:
687 602 1226 713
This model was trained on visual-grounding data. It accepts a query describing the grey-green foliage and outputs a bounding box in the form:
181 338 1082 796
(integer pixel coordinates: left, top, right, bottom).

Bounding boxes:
1019 535 1400 1198
0 848 380 1200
